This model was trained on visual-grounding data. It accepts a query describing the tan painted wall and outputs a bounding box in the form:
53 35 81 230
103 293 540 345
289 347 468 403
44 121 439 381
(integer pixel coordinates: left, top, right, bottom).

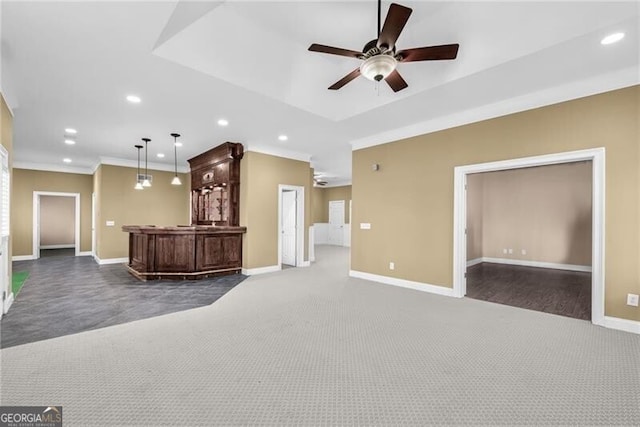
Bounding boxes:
95 164 190 259
1 93 13 286
12 169 92 256
467 162 592 265
312 186 326 223
312 185 352 223
40 195 75 246
352 86 639 321
466 174 483 260
240 151 311 269
324 186 352 224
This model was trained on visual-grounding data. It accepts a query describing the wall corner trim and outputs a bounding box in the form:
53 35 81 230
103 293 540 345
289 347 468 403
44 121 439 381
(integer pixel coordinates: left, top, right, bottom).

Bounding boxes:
3 292 15 314
349 270 457 298
242 265 280 275
599 316 640 335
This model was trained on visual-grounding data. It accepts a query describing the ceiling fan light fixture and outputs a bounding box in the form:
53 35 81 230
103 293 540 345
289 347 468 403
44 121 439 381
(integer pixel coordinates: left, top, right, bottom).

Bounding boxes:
359 54 397 82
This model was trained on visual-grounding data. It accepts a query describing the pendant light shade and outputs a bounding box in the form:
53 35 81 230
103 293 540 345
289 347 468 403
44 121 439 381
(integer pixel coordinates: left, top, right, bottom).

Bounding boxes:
134 145 144 190
142 138 151 187
171 133 182 186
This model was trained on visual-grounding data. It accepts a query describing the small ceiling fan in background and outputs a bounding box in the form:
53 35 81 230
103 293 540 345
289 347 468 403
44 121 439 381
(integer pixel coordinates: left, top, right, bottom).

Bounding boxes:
308 0 460 92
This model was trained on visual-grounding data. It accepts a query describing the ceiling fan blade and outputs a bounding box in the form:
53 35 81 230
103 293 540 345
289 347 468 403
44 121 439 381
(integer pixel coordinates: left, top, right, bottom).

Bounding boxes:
309 43 363 59
328 68 361 90
377 3 412 50
385 69 408 92
397 44 459 62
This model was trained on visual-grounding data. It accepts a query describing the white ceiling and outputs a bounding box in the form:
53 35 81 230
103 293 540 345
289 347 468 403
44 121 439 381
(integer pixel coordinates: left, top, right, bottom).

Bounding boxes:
1 1 638 185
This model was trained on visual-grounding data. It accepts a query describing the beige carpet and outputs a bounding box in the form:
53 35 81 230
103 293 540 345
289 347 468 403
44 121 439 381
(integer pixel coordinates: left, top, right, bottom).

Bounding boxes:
1 245 638 426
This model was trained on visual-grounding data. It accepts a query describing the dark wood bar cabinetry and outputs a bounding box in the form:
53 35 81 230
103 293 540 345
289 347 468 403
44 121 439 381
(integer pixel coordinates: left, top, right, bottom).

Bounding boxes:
123 142 246 280
188 142 243 226
122 225 246 280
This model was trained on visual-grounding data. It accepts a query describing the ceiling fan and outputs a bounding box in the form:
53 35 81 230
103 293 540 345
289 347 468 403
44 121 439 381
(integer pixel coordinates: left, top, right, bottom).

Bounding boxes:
308 0 459 92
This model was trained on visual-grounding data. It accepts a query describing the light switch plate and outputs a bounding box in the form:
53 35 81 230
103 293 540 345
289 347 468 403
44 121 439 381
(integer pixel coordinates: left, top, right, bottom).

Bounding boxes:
627 294 639 307
360 223 371 230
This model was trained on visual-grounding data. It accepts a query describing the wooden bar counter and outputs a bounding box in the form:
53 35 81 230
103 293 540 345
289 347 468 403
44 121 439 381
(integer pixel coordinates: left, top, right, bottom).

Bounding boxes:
122 225 246 280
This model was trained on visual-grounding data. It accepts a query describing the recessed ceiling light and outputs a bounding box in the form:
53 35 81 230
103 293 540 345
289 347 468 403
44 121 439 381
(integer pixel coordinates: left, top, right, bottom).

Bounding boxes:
126 95 141 103
174 142 183 147
157 153 165 158
601 32 624 45
63 158 72 163
278 135 288 141
217 119 229 126
64 128 77 134
64 139 76 145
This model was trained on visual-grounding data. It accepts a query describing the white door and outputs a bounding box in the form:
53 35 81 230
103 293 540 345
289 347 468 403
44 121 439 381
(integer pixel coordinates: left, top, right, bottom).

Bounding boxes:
328 200 345 246
281 190 297 266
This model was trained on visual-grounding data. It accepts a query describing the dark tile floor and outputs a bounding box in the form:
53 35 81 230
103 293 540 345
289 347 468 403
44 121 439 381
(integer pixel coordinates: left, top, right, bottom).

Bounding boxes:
1 256 246 348
39 248 76 257
466 263 591 320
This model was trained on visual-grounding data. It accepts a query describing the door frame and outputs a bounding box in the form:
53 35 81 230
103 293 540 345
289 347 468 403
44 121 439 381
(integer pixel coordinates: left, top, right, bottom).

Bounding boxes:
452 147 605 325
33 191 81 259
277 185 305 268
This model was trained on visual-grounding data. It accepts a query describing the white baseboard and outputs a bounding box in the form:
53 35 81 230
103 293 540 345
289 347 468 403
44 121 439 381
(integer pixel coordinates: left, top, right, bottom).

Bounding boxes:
466 257 483 267
600 316 640 335
3 291 14 314
300 260 311 267
468 257 592 273
349 270 457 298
78 251 92 257
242 265 280 275
95 256 129 265
40 244 75 249
12 255 35 261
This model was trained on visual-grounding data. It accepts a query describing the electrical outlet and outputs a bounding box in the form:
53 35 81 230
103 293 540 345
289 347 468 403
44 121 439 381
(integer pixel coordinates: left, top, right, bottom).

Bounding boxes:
503 248 508 254
627 294 639 307
521 249 527 255
389 262 395 270
508 248 513 254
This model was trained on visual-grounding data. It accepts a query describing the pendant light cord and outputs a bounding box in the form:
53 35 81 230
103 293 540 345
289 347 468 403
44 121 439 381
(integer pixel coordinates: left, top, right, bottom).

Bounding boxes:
174 136 178 176
144 141 148 178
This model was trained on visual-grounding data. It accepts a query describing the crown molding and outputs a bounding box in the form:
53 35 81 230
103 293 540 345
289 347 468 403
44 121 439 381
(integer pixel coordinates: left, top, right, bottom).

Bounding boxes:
98 156 190 174
350 66 639 151
13 161 94 175
245 143 311 163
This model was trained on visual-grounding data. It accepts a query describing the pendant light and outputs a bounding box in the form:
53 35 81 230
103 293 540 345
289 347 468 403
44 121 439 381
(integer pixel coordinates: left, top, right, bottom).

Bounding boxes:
134 145 144 190
170 133 182 186
142 138 151 187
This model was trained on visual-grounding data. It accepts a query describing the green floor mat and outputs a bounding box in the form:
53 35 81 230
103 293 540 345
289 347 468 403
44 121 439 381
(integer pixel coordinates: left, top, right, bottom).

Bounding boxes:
12 271 29 296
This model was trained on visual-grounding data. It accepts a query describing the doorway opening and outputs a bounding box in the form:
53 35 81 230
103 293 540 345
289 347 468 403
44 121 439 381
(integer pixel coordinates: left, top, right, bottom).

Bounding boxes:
278 185 305 269
453 148 605 325
465 162 592 320
32 192 81 259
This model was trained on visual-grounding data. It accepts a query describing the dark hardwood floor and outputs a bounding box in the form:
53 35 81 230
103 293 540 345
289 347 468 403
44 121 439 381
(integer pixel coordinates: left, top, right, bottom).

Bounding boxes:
466 263 591 320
